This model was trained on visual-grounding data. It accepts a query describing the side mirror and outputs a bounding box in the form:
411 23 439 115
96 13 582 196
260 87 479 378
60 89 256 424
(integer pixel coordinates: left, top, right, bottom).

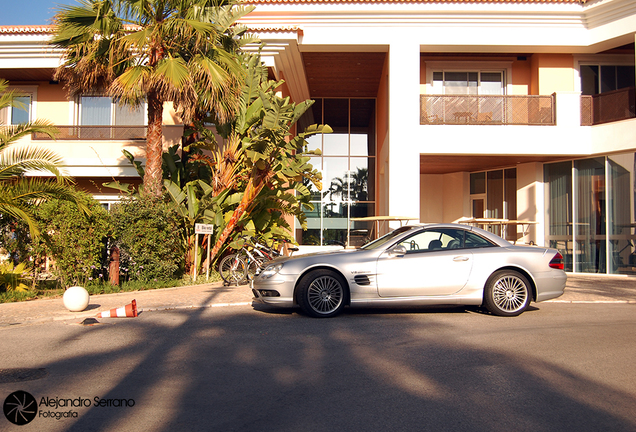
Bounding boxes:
388 245 407 257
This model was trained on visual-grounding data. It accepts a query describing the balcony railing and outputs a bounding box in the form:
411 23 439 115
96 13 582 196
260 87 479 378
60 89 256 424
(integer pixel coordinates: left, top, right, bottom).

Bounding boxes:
32 126 147 140
420 94 555 126
580 87 636 126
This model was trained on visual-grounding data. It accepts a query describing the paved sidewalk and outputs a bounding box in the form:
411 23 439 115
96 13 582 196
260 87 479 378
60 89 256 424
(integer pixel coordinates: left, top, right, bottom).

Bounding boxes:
0 274 634 327
0 282 253 327
549 274 636 303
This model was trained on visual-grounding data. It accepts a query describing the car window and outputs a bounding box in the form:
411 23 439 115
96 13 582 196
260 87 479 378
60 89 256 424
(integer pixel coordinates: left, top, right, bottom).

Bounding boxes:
397 228 466 253
464 231 497 249
360 226 417 250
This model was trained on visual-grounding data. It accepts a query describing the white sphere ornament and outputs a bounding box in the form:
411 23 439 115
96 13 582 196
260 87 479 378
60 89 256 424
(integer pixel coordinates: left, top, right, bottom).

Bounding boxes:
63 286 90 312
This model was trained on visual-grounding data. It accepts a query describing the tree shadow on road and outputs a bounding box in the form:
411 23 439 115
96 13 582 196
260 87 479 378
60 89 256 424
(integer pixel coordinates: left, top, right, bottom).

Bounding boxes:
6 291 636 432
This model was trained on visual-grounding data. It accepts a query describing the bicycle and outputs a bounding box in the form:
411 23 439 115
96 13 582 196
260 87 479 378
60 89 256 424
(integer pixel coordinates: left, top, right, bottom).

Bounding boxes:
218 253 248 285
218 236 283 285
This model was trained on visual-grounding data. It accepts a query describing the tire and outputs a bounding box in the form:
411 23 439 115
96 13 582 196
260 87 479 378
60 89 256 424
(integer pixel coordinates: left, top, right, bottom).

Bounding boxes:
297 270 347 318
483 270 531 317
218 254 248 285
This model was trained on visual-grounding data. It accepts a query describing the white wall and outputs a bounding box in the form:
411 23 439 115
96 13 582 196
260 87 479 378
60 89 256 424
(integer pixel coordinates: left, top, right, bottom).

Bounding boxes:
420 172 469 223
516 162 544 245
420 174 444 222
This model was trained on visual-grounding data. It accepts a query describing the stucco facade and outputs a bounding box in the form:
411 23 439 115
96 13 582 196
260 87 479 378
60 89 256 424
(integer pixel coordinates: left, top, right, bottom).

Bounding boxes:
1 0 635 274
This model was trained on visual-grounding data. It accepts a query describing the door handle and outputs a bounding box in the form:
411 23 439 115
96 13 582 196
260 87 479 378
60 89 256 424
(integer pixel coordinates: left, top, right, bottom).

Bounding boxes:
453 256 470 262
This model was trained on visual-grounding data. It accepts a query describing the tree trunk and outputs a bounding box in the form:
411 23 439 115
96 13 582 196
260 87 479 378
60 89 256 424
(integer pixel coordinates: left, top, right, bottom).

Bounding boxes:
210 171 274 260
145 91 164 197
181 122 197 187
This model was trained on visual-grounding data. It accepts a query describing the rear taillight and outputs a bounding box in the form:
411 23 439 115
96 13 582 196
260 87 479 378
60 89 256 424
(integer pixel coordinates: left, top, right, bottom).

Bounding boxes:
549 252 564 270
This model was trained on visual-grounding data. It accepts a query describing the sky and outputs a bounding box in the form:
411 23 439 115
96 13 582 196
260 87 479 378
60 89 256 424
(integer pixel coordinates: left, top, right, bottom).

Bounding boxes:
0 0 75 26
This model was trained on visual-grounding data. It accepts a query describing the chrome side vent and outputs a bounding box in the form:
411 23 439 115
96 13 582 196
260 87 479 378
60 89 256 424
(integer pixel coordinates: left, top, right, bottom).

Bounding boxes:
354 275 371 286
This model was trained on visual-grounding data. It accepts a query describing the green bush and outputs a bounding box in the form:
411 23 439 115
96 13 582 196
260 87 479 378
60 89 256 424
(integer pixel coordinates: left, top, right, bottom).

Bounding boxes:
0 261 31 292
110 195 185 282
33 193 112 287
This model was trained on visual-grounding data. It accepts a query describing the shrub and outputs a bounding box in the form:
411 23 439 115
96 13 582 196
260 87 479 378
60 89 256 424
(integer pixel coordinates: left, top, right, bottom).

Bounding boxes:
110 195 184 282
0 261 31 292
32 193 112 287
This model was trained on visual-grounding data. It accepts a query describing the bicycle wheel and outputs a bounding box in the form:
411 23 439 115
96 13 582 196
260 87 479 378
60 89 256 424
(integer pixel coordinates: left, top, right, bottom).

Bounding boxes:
218 254 248 285
246 256 266 281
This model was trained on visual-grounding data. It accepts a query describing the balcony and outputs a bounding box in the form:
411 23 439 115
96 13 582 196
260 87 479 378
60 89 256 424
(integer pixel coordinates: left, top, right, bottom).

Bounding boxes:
420 95 555 126
580 87 636 126
32 126 148 141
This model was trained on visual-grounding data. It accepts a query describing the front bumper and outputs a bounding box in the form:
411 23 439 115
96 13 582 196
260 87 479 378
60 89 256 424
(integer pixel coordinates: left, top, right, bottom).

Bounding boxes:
250 274 297 307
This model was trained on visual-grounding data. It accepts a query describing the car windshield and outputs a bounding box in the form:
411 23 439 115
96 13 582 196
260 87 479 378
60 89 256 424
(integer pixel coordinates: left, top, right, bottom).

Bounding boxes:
359 226 417 250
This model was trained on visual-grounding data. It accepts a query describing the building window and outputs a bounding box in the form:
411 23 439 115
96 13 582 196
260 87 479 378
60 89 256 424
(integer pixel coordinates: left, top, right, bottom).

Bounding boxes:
580 65 635 95
79 96 145 125
470 168 517 240
432 71 505 95
296 98 376 247
11 96 31 124
0 94 32 125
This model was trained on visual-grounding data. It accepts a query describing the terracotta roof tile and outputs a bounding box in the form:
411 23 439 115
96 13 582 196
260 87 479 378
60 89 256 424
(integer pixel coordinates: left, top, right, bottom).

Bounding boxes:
0 25 54 34
0 23 299 35
246 0 585 3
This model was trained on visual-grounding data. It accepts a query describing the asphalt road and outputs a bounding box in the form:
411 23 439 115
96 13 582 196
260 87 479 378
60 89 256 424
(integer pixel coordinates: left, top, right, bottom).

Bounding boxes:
1 302 635 432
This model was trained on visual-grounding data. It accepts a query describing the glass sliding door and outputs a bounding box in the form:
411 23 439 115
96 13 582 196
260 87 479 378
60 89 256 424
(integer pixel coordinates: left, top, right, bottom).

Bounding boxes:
544 162 573 272
608 154 636 274
504 169 518 241
80 96 111 125
574 158 606 273
81 96 145 125
545 154 636 275
486 170 504 236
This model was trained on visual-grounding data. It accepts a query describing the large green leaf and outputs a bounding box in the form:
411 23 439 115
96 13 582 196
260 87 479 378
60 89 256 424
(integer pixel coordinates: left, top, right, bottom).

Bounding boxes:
186 183 199 220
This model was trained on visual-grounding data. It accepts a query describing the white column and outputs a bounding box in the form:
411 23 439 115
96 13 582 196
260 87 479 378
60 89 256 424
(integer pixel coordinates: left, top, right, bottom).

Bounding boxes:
387 41 421 224
517 163 544 246
554 91 582 127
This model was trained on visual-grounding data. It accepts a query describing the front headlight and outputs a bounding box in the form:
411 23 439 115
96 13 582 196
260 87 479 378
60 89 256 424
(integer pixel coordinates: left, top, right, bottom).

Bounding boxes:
260 263 283 279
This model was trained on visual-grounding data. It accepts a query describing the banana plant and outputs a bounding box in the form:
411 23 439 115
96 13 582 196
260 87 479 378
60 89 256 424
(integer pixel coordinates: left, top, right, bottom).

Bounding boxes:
208 54 330 260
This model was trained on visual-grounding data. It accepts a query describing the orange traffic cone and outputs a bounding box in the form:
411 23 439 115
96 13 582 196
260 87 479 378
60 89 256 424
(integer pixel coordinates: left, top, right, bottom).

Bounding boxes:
97 299 138 318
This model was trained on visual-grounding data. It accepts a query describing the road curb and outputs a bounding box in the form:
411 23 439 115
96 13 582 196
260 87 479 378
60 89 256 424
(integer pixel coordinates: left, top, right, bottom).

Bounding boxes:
547 300 636 304
46 301 254 322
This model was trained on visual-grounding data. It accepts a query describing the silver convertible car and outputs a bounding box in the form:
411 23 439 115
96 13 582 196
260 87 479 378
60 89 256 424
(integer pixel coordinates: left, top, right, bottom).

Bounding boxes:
251 223 566 318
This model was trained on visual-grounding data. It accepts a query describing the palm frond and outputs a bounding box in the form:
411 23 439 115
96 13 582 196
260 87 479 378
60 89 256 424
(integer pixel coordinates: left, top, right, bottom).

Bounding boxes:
0 120 59 148
0 178 80 204
0 197 39 235
0 79 27 114
0 144 67 180
155 56 190 89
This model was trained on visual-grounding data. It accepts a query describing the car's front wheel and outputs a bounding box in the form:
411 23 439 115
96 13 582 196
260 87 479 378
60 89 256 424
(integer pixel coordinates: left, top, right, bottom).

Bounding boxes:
297 270 347 318
483 270 531 317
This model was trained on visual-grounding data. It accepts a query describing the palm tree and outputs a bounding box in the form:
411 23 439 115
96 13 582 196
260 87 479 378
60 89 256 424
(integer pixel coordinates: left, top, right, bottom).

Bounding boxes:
350 167 368 201
173 4 257 187
328 175 350 202
0 79 84 236
51 0 250 197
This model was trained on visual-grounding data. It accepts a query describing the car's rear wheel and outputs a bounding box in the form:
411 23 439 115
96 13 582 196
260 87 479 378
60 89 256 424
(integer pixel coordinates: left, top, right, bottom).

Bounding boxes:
483 270 531 317
297 270 347 318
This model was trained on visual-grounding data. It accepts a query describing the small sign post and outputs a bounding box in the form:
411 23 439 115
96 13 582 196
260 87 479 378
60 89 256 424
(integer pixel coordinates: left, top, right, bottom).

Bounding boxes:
194 224 214 281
